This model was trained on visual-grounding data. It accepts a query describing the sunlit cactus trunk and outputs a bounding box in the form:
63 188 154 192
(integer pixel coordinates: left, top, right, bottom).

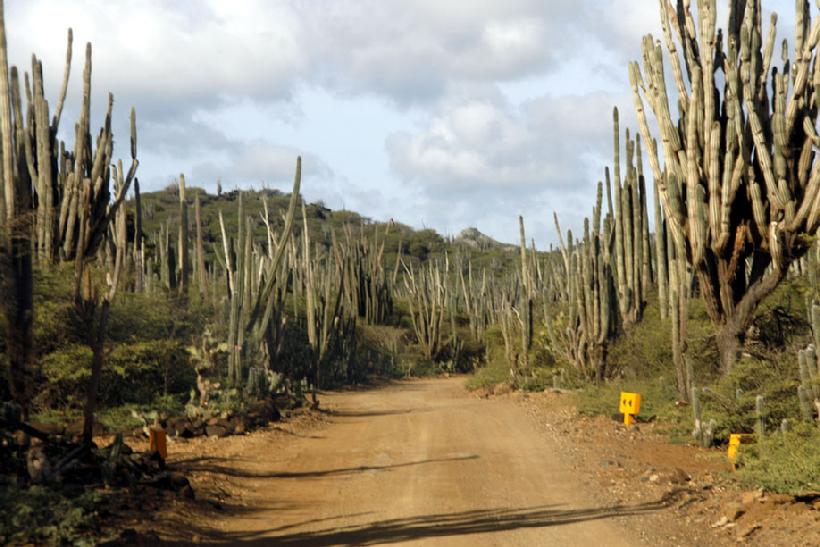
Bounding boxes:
518 216 533 374
194 191 208 297
653 170 669 320
178 174 190 297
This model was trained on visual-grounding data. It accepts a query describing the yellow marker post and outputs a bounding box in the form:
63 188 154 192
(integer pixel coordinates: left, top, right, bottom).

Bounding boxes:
727 433 755 470
149 426 167 460
619 392 641 425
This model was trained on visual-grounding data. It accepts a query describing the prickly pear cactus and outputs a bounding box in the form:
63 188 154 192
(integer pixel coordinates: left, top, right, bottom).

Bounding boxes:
187 328 227 407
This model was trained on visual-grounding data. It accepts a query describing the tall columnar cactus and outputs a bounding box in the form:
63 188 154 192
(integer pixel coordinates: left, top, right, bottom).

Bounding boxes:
544 218 579 370
609 108 651 327
18 21 142 440
258 196 289 370
26 28 73 264
629 0 820 372
653 167 669 320
457 258 490 342
333 222 393 326
194 191 208 296
797 345 819 422
133 175 144 293
246 158 301 369
218 193 245 386
159 221 177 290
545 109 655 381
797 303 820 422
518 216 533 372
668 228 693 400
300 202 346 404
497 286 519 373
447 285 463 370
178 174 190 296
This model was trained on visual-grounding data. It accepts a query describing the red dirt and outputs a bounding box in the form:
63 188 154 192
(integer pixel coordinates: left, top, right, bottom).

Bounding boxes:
109 377 819 546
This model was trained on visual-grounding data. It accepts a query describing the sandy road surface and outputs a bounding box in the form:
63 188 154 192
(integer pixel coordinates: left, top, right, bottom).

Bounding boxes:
170 378 669 546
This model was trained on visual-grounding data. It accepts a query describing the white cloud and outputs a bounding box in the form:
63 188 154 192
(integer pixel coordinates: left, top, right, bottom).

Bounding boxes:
11 0 800 245
384 90 636 242
387 92 621 193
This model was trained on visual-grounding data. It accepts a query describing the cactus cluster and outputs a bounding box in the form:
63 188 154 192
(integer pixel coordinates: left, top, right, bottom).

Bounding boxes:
335 223 394 326
298 201 346 404
796 301 820 422
213 160 302 388
543 107 659 381
630 0 820 373
609 108 651 327
14 0 820 446
402 258 447 360
457 257 490 342
30 26 138 442
551 179 617 380
0 17 141 440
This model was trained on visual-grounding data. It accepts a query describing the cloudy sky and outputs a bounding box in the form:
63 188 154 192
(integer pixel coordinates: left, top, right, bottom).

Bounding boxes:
6 0 797 245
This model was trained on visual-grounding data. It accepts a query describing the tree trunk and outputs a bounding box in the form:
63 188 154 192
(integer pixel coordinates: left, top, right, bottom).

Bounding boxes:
311 351 319 407
82 299 110 445
717 323 742 375
2 241 33 419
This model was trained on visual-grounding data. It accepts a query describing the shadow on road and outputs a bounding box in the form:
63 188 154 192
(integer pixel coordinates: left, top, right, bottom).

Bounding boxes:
320 408 413 418
173 454 479 480
155 496 676 546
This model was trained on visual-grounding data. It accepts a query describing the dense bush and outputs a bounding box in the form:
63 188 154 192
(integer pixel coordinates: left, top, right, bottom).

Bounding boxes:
703 356 801 439
38 340 193 409
404 229 445 261
0 486 100 546
736 424 820 495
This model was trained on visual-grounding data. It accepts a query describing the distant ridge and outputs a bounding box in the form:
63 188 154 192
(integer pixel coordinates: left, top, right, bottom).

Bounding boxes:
455 227 515 252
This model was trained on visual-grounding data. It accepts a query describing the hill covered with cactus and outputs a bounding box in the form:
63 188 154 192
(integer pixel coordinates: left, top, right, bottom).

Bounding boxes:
131 185 525 277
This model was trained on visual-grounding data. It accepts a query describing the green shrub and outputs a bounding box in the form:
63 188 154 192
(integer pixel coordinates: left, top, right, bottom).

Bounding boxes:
702 356 801 439
0 486 100 546
736 424 820 495
39 339 193 409
606 299 673 379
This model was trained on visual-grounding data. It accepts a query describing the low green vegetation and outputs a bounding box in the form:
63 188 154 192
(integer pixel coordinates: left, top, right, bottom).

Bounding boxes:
0 486 101 546
1 189 507 435
736 424 820 495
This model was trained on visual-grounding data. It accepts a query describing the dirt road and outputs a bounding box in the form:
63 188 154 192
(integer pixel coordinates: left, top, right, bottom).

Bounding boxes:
163 378 675 545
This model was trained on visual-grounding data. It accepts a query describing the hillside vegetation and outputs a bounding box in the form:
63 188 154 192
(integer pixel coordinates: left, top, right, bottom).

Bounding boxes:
2 186 526 428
